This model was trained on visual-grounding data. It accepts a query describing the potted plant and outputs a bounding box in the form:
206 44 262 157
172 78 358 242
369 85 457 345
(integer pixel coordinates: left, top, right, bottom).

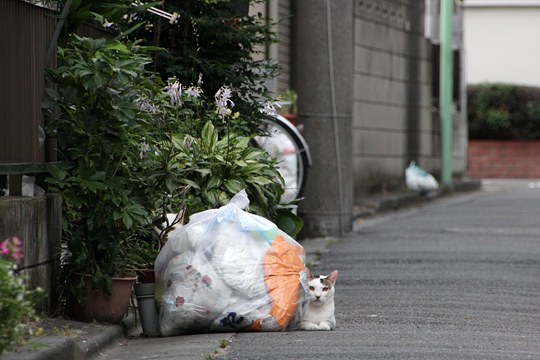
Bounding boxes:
44 35 161 323
44 34 302 324
278 89 298 126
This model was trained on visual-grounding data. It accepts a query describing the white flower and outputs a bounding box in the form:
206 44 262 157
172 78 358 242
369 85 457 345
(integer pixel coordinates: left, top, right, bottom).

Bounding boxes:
260 101 281 117
165 79 183 106
185 86 202 98
197 73 203 87
139 142 150 159
183 135 194 149
215 86 235 117
137 98 157 113
169 12 179 24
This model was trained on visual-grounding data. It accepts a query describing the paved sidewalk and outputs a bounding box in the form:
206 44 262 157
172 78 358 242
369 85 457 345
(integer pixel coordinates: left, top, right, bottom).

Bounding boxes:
0 179 481 360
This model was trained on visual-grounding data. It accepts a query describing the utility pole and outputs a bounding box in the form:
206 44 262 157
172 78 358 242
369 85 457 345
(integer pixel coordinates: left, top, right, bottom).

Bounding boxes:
295 0 353 237
440 0 453 186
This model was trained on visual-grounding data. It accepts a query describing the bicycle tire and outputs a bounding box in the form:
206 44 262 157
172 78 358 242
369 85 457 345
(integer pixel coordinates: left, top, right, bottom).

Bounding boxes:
254 114 311 203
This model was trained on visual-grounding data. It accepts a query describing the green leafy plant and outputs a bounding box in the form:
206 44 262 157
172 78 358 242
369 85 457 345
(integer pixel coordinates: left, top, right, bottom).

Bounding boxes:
0 238 45 354
43 35 161 297
44 34 302 302
468 83 540 140
125 0 278 133
175 120 285 218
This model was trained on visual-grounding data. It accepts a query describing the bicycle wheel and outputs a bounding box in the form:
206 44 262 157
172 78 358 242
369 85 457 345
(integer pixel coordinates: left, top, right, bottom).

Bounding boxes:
254 114 311 203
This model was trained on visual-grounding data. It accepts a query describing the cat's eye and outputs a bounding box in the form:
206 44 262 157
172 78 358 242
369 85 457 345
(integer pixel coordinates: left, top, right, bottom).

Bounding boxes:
309 286 314 291
323 287 329 291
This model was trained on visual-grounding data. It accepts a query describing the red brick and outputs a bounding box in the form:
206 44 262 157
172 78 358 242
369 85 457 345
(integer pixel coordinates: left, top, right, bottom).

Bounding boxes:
468 140 540 178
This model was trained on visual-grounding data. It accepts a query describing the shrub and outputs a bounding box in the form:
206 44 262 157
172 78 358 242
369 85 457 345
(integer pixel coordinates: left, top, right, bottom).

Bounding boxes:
0 238 44 354
467 83 540 140
124 0 278 134
44 35 297 299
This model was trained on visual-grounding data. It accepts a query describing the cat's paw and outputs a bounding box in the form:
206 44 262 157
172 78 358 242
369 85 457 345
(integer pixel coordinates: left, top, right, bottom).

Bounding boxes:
318 322 334 331
299 322 320 331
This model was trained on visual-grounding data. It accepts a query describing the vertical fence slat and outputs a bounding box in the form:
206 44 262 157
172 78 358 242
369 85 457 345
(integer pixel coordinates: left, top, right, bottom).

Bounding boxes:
0 0 57 164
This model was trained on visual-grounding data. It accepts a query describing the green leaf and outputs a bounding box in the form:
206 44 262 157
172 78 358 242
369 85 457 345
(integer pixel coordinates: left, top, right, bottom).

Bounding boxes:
90 171 106 181
205 176 222 190
243 148 265 160
248 176 273 186
201 121 218 151
184 179 201 189
122 213 133 229
224 179 243 194
243 163 266 173
274 210 304 238
204 189 218 207
235 136 251 148
80 179 107 192
165 177 177 193
194 168 211 176
47 164 69 181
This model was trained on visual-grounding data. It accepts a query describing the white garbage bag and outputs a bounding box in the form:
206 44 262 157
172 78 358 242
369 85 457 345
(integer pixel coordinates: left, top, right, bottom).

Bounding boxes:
405 161 439 191
154 190 309 336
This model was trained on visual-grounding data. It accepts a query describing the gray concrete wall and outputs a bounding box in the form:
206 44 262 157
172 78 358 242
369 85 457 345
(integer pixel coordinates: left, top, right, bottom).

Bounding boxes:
352 0 467 197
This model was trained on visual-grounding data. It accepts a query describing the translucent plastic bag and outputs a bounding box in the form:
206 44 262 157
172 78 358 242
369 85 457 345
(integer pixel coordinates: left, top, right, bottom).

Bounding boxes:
405 161 439 191
155 190 309 336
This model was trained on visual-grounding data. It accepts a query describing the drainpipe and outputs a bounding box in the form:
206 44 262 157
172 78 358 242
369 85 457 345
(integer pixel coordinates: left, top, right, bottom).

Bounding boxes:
46 0 73 64
440 0 453 186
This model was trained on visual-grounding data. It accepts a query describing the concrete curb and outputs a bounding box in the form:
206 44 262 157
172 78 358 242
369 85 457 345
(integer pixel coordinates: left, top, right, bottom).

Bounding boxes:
353 178 482 219
0 314 137 360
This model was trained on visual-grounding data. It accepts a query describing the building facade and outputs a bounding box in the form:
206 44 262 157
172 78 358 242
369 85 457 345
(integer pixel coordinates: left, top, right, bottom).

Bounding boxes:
264 0 469 235
464 0 540 86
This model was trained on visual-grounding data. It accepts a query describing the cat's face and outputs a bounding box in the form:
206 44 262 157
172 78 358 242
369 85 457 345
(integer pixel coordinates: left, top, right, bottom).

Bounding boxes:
306 269 338 305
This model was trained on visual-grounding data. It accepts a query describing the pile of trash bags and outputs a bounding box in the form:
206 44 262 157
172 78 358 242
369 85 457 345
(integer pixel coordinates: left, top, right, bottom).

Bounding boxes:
154 190 309 336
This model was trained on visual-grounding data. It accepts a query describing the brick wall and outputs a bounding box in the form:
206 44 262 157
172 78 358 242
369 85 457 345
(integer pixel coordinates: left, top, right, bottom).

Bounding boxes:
468 140 540 178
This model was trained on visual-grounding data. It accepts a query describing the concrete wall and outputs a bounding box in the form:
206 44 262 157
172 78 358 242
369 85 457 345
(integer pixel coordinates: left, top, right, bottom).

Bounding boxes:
352 0 467 197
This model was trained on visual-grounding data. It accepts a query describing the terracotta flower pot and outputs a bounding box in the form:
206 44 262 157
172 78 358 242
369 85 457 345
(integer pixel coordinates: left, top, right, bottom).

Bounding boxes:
72 274 137 324
282 113 298 127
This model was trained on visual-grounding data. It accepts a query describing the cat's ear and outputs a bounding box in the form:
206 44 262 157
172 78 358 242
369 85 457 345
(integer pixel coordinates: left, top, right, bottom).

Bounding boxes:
305 267 314 280
327 270 338 284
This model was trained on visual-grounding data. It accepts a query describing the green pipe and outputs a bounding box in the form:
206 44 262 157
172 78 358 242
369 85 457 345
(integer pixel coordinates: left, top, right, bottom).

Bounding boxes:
440 0 453 186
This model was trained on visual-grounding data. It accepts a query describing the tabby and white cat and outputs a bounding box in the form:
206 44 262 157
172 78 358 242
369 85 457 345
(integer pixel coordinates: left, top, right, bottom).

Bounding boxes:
300 269 338 331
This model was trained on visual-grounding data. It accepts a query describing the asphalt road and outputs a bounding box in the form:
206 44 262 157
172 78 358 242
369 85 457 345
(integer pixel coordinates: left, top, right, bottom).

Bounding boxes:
98 180 540 360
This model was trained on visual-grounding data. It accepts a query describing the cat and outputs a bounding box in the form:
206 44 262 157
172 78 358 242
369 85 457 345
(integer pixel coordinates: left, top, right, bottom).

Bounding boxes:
299 268 338 331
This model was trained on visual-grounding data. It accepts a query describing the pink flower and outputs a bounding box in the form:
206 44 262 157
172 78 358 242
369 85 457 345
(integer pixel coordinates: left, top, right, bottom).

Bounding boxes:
1 237 23 264
13 250 23 262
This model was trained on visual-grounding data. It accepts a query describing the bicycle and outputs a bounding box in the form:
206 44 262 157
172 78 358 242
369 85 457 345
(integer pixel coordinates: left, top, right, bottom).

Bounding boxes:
254 114 312 204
